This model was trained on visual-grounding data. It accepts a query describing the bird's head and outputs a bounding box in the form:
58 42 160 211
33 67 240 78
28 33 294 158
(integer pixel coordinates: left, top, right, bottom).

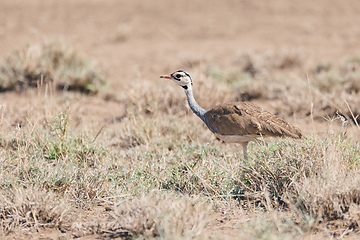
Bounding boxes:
160 70 193 90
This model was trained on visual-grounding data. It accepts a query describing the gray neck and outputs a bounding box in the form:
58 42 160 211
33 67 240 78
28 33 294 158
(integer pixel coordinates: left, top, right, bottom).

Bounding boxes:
184 85 207 120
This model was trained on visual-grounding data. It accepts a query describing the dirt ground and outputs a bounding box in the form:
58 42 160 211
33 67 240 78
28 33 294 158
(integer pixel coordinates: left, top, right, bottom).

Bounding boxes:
2 0 360 82
1 0 360 239
1 0 360 129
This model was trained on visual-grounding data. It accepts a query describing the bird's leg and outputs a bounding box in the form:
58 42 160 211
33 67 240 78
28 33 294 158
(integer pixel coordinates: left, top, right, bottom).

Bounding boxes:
234 142 249 199
239 142 248 179
241 142 248 162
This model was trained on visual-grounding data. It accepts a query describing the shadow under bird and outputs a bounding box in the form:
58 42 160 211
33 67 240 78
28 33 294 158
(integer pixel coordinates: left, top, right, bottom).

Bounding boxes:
160 70 303 161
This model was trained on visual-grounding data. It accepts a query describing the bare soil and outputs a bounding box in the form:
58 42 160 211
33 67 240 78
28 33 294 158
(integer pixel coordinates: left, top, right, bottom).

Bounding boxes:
1 0 360 239
1 0 360 129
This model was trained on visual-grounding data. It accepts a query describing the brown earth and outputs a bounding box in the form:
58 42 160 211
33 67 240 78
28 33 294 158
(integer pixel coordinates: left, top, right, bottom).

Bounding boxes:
2 0 360 82
2 0 360 133
1 0 360 239
1 0 360 125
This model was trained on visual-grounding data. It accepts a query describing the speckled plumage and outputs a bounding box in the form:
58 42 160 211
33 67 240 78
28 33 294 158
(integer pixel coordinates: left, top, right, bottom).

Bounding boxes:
204 102 302 142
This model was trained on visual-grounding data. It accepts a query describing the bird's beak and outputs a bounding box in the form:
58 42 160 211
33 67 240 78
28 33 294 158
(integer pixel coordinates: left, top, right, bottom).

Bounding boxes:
160 75 172 79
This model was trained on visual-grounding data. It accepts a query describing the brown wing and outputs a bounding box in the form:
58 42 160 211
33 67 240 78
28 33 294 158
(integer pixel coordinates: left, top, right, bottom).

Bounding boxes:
204 102 302 139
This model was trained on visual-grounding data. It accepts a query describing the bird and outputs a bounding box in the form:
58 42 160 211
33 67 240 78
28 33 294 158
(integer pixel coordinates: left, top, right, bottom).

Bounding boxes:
160 70 303 161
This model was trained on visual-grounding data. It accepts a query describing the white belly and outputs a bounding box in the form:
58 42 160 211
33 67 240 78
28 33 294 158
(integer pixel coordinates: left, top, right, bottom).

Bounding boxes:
214 133 263 143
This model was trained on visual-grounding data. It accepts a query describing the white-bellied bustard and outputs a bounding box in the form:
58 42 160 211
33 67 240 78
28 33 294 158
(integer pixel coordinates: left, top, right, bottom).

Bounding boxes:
160 70 303 161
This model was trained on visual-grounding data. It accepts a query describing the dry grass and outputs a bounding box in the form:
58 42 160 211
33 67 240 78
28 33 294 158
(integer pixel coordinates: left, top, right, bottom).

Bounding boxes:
2 44 360 239
125 70 235 116
0 41 106 94
0 186 72 232
294 136 360 234
113 192 212 239
2 98 360 238
204 52 360 127
232 48 305 77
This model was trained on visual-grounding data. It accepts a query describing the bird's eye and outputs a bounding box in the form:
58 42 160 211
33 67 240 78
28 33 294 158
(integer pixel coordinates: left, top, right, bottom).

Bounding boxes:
175 74 182 78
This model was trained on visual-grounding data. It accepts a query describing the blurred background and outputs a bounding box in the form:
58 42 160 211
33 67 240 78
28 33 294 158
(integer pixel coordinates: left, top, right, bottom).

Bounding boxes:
1 0 360 82
1 0 360 134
